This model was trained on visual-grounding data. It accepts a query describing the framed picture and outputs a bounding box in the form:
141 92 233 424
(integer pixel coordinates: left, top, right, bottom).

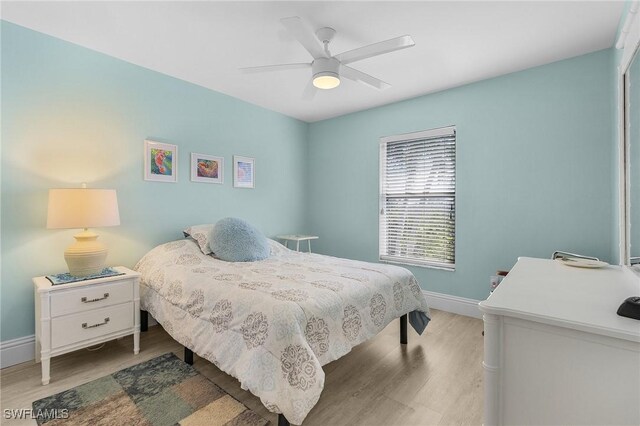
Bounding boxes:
233 155 255 188
144 140 178 182
191 153 224 184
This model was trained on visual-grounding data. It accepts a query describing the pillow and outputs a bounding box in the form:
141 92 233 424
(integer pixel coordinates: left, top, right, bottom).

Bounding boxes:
209 217 270 262
183 224 214 255
268 239 290 256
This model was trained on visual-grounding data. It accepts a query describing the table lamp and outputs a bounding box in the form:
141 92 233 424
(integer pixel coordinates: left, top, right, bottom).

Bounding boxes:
47 186 120 277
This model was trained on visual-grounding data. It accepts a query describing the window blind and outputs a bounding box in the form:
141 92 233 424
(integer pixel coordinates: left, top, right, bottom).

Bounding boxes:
379 126 456 269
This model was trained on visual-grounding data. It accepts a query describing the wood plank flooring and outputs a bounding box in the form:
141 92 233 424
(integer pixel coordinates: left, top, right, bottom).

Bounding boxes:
0 309 483 425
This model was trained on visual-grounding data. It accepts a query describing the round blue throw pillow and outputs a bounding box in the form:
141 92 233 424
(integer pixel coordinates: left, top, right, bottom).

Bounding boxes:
209 217 270 262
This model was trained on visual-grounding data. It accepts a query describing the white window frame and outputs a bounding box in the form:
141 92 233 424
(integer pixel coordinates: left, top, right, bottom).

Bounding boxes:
379 126 456 271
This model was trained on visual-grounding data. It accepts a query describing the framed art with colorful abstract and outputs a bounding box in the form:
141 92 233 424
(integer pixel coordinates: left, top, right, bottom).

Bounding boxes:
233 155 255 189
191 153 224 184
144 140 178 182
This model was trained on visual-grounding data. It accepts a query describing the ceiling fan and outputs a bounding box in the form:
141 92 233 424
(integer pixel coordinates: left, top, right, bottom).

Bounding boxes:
240 16 415 98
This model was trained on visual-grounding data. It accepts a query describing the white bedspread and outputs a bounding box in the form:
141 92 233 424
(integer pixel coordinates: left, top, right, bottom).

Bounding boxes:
136 239 430 424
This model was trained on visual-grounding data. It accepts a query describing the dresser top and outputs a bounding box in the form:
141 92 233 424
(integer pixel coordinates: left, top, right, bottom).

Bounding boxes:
33 266 139 292
479 257 640 342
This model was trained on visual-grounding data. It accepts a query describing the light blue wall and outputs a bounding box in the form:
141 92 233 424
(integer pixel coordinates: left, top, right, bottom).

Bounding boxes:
0 22 309 341
307 49 615 301
0 20 621 343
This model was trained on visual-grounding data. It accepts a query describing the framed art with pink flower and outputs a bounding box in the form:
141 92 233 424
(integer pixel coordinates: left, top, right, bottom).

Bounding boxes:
233 155 255 189
144 140 178 182
191 153 224 184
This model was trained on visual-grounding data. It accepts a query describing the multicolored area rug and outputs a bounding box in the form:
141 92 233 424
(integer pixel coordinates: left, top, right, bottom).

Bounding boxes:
32 353 269 426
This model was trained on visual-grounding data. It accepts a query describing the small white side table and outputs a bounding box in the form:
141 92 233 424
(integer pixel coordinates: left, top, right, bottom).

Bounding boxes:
33 266 140 385
277 235 319 252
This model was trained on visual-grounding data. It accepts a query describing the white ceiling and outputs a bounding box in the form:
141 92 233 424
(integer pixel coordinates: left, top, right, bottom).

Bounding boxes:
1 1 624 122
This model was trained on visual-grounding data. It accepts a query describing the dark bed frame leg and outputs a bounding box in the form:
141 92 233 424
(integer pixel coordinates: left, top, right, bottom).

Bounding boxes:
400 314 408 345
184 347 194 365
140 310 148 332
278 414 290 426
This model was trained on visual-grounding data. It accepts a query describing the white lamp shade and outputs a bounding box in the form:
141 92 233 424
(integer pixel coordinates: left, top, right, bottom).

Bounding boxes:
47 189 120 229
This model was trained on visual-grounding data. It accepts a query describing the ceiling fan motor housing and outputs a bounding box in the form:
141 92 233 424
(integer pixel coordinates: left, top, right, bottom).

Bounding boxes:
312 57 341 89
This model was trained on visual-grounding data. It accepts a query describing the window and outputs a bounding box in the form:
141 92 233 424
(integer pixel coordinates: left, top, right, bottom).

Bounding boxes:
379 126 456 270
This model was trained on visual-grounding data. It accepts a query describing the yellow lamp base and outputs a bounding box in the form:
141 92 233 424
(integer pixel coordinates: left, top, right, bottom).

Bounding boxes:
64 229 108 277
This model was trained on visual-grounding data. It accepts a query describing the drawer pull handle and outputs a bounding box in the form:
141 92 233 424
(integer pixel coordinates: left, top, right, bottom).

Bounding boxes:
82 318 110 329
81 293 109 303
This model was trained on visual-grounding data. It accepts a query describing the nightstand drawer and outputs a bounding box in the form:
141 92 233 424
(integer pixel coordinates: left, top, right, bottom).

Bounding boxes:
51 302 134 349
50 280 133 317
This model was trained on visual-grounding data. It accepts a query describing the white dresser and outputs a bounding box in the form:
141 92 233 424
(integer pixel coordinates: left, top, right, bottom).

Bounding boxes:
479 257 640 426
33 267 141 385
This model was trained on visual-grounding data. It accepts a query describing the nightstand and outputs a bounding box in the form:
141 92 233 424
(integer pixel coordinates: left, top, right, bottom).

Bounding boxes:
277 235 319 252
33 267 141 385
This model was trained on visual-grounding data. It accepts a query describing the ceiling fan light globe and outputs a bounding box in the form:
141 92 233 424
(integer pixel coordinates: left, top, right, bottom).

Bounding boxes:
313 72 340 89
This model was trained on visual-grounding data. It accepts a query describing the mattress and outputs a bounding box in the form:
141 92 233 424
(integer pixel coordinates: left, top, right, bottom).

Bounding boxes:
136 238 430 424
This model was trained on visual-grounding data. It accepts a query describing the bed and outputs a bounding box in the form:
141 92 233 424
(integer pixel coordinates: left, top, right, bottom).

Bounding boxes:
135 237 431 425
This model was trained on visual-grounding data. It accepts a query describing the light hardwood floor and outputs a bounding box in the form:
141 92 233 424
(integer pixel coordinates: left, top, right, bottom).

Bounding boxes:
0 309 483 425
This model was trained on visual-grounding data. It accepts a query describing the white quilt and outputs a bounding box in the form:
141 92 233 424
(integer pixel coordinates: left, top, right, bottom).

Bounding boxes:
136 239 430 424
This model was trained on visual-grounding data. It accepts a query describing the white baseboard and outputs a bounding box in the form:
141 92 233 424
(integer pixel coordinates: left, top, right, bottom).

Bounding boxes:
0 316 160 369
422 290 482 319
0 335 35 369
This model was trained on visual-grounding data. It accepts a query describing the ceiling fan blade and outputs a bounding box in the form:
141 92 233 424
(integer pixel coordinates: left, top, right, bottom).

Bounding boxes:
302 79 317 100
280 16 327 59
340 65 391 90
240 63 310 73
335 35 415 65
